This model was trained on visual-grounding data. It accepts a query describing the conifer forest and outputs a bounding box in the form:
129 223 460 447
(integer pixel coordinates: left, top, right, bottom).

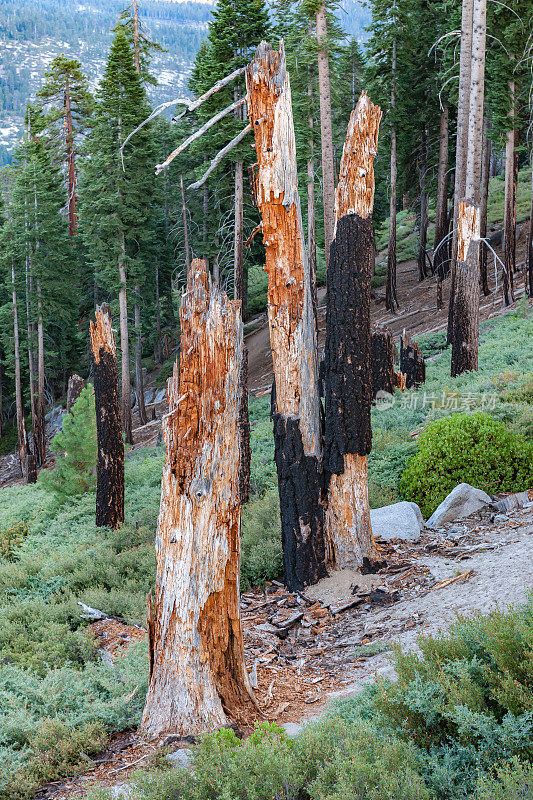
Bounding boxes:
0 0 532 798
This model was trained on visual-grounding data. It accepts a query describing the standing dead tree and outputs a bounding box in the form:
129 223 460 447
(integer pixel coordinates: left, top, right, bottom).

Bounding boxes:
400 330 426 389
371 328 396 399
246 42 326 591
141 259 254 737
90 305 124 530
322 92 381 569
66 374 85 414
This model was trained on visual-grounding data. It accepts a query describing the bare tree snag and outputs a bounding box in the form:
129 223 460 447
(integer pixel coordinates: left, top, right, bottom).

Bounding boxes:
67 374 85 413
323 92 381 569
246 42 326 591
140 259 254 737
90 304 125 530
11 260 27 478
528 160 533 298
479 116 491 296
238 349 251 504
451 200 480 376
134 287 147 426
400 330 426 389
394 370 407 392
386 37 399 313
316 4 336 272
503 89 517 305
371 328 395 398
434 103 450 294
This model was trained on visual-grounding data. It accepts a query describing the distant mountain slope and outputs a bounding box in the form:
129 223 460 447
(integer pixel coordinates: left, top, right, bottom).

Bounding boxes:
0 0 369 162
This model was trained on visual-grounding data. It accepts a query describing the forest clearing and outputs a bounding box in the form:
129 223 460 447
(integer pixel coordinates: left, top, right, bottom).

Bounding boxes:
0 0 532 798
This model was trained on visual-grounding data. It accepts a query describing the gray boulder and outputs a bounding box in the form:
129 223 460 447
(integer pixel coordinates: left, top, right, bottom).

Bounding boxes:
167 748 193 769
370 501 424 541
427 483 492 528
282 722 303 738
154 388 167 404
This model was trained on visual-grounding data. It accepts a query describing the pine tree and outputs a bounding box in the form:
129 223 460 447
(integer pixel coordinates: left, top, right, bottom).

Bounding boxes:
79 26 158 444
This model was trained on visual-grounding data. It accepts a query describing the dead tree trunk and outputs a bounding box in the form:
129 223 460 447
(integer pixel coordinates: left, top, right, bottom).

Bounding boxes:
12 261 27 477
181 175 191 275
308 56 317 320
503 87 517 305
67 374 85 413
90 304 125 530
400 330 426 389
238 349 251 504
134 287 147 426
386 39 399 313
323 92 381 569
434 103 450 305
417 135 429 281
118 231 133 445
451 0 486 376
316 3 336 273
371 328 395 398
479 116 491 296
448 0 474 345
526 161 533 297
140 258 254 737
34 283 46 467
246 42 326 591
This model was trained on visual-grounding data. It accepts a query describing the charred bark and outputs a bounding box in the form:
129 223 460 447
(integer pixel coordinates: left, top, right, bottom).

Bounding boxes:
90 304 125 530
323 93 381 569
140 259 254 737
451 200 480 376
67 374 85 413
371 328 395 398
399 330 426 389
246 42 326 591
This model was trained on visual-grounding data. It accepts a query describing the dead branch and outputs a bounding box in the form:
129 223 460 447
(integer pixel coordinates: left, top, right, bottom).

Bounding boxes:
186 124 252 186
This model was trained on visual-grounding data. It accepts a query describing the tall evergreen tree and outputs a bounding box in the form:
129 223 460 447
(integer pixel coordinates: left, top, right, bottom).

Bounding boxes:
79 26 157 444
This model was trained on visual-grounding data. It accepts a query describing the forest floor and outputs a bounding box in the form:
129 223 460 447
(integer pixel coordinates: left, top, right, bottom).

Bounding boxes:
36 492 533 799
246 224 530 394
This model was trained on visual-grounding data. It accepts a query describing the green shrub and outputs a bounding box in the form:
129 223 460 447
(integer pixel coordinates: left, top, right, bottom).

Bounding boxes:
39 386 97 503
476 757 533 799
400 412 533 517
0 521 29 561
241 488 283 591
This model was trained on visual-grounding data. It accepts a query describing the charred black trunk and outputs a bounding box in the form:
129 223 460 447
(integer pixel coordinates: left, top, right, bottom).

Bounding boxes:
272 408 327 592
91 307 125 530
323 214 373 476
451 244 480 377
67 374 85 414
32 396 46 468
238 349 251 504
371 328 396 398
400 330 426 389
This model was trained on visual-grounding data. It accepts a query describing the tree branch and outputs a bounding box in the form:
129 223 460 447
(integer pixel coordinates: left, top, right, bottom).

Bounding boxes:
185 124 252 187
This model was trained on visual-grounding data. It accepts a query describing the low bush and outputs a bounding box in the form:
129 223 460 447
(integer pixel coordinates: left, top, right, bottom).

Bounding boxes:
476 757 533 799
241 488 283 591
400 412 532 517
39 386 97 503
0 520 29 561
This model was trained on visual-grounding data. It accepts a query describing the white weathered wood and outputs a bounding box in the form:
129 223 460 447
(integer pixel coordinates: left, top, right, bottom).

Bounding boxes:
141 259 254 736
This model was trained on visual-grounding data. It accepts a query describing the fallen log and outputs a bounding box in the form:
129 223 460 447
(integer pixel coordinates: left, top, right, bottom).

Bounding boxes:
246 42 326 591
140 259 255 737
323 92 382 569
90 305 124 530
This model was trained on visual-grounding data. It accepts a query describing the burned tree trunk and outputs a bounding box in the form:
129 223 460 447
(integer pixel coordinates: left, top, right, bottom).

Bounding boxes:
479 117 491 296
371 328 395 398
528 162 533 298
90 304 124 530
140 259 254 737
451 201 481 376
246 42 326 591
67 374 85 413
323 93 381 569
503 106 517 305
400 330 426 389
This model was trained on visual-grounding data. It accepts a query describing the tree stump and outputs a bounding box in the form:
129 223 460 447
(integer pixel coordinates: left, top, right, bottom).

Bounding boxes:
371 328 395 399
246 42 326 591
323 92 382 569
140 259 254 737
400 330 426 389
90 304 124 529
67 374 85 413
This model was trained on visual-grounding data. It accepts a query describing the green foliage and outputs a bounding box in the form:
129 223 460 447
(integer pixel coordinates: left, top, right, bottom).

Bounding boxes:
241 488 283 591
476 758 533 800
0 520 29 561
39 386 97 503
400 412 533 517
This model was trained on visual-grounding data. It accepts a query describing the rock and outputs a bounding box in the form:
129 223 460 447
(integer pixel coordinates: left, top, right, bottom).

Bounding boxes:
144 387 155 404
154 388 167 404
370 501 423 542
45 406 66 435
167 748 193 769
282 722 303 739
493 491 530 513
427 483 492 528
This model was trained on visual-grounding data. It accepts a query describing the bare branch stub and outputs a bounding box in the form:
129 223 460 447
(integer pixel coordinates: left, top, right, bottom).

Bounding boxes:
90 304 124 530
246 41 326 591
141 259 255 737
323 93 382 569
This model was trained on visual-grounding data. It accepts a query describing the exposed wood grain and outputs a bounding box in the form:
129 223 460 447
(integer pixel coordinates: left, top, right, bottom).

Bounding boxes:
141 259 255 736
